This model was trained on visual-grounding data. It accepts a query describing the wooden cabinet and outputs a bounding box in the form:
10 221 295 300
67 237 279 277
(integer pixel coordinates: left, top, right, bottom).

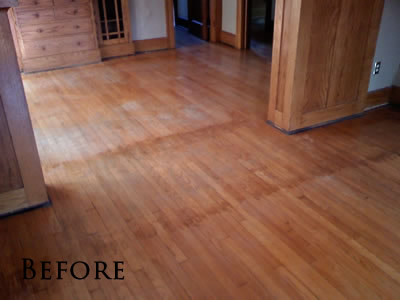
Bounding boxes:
268 0 385 133
0 2 49 217
10 0 101 72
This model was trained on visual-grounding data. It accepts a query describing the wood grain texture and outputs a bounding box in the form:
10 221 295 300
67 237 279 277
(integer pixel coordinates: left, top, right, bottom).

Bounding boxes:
100 42 135 59
134 37 170 52
268 0 384 132
235 0 245 49
0 96 23 194
1 44 400 298
365 87 393 109
210 0 222 43
326 0 374 107
0 188 28 216
0 10 48 206
220 30 236 47
22 49 100 72
19 18 93 41
22 33 96 59
13 0 100 72
392 86 400 105
165 0 175 49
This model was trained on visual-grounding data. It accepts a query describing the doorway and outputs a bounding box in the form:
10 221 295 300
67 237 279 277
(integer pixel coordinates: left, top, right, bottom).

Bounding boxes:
173 0 210 48
245 0 275 58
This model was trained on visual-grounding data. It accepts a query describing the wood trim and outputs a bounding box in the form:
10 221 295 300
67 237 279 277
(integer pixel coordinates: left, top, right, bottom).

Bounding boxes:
0 10 48 207
122 0 132 42
267 0 285 124
0 0 17 8
391 85 400 105
22 49 101 73
7 8 23 71
100 42 135 59
134 37 169 52
165 0 175 49
0 188 27 217
236 0 245 49
300 102 360 129
365 87 392 109
243 0 250 49
210 0 222 43
220 30 236 47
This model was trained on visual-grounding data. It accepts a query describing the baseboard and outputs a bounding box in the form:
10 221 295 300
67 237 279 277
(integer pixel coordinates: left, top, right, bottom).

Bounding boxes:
365 86 393 109
22 49 101 73
391 85 400 104
0 188 51 219
267 112 364 135
220 31 236 48
100 42 135 59
134 37 170 52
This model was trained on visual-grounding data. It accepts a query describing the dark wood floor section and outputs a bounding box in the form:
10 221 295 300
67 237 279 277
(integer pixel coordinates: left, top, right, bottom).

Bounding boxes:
1 43 400 299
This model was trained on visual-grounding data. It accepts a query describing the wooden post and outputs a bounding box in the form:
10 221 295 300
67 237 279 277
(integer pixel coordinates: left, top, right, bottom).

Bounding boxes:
267 0 385 133
0 1 49 217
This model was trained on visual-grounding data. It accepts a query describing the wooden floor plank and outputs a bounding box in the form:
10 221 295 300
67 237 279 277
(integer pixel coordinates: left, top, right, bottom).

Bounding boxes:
0 41 399 299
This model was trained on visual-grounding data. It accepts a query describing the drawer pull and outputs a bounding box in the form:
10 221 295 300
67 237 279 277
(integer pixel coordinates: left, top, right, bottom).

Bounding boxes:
37 28 43 33
73 9 78 15
77 41 81 46
75 25 80 29
33 0 39 5
41 46 46 51
34 13 40 18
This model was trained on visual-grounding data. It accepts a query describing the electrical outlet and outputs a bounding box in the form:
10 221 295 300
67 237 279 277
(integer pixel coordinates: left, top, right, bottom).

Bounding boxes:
373 61 381 75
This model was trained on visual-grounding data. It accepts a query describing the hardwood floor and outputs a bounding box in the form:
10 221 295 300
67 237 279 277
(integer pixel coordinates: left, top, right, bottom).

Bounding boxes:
1 42 400 299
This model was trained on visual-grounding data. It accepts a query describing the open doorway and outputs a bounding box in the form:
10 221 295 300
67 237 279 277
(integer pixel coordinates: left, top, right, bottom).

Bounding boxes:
245 0 275 58
173 0 210 48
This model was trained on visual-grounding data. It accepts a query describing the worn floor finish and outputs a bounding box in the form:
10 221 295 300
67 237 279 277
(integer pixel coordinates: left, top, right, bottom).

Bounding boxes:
1 43 400 299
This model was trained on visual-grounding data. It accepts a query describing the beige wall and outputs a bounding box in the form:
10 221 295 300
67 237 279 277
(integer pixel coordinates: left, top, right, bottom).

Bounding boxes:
130 0 167 40
222 0 237 34
368 0 400 91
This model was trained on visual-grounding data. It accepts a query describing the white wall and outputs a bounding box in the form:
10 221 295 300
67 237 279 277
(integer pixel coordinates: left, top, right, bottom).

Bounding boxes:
222 0 237 34
177 0 188 20
130 0 167 41
368 0 400 91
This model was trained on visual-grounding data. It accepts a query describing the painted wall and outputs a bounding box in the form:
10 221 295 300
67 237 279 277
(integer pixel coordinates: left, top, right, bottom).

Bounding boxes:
222 0 237 34
368 0 400 91
177 0 188 20
130 0 167 40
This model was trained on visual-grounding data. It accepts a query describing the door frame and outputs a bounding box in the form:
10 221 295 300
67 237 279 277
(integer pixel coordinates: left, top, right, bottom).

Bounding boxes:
169 0 222 44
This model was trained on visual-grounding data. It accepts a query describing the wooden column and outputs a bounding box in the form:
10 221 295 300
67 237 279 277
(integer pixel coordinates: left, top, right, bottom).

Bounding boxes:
267 0 385 133
0 0 48 217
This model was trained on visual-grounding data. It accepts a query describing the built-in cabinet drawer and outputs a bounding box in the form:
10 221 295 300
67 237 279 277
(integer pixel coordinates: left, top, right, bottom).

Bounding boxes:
17 0 53 9
20 18 93 40
16 4 91 25
54 5 91 19
53 0 88 6
16 8 55 25
22 33 96 59
11 0 101 72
